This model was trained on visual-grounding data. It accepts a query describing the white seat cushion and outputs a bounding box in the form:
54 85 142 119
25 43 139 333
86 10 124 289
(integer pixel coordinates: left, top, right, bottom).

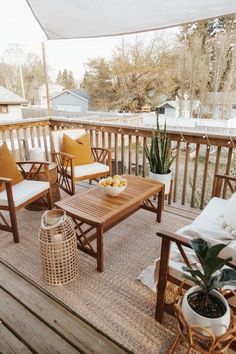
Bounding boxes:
177 197 232 241
69 162 109 178
0 180 49 207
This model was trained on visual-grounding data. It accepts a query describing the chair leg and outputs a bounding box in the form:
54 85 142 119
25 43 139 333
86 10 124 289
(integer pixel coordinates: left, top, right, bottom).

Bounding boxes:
47 191 52 210
8 207 20 243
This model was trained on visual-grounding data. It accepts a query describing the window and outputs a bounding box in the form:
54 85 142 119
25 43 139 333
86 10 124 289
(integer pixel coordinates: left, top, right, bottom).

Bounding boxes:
159 107 165 114
0 105 8 113
232 104 236 110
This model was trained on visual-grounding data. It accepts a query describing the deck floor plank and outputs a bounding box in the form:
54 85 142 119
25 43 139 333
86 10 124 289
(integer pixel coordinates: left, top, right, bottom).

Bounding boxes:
0 288 81 354
0 323 33 354
0 262 128 354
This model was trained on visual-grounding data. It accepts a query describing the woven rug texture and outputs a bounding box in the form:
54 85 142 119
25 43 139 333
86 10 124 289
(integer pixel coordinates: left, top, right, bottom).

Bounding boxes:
0 204 190 354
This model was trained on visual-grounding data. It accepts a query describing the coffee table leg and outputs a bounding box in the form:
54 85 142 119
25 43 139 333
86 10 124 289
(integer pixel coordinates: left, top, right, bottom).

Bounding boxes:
97 225 104 272
157 186 165 223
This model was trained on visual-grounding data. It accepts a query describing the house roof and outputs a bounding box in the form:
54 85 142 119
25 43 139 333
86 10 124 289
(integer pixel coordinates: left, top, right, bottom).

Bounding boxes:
26 0 236 39
68 89 90 101
0 86 27 105
50 89 90 102
157 100 200 110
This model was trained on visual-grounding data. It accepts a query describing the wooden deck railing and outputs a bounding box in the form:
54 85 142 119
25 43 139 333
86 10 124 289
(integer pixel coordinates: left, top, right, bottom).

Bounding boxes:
0 117 235 210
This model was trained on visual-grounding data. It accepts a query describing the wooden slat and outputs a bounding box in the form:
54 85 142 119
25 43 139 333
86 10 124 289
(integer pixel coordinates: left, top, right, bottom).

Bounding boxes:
16 128 24 161
223 147 233 198
0 323 33 354
190 144 200 208
0 288 80 354
102 131 105 148
114 133 118 174
200 145 210 209
23 128 29 160
0 130 6 143
212 146 221 197
0 262 127 354
121 133 125 174
173 141 180 203
89 130 93 146
29 127 35 148
182 143 190 205
95 131 99 147
128 135 132 175
142 137 147 178
43 126 49 161
108 132 112 150
36 126 42 147
135 136 139 176
9 129 16 158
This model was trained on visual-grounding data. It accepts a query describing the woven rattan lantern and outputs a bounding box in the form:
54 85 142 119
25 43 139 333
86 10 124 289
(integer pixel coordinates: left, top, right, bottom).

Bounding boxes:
38 209 78 285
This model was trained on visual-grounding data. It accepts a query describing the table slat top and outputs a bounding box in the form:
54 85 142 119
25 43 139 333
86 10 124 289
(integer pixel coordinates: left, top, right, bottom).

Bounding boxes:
55 175 163 225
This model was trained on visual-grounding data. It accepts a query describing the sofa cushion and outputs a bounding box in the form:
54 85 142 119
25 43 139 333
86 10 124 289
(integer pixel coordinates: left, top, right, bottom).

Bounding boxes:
222 193 236 236
69 162 109 178
177 197 232 241
0 143 23 192
0 180 49 207
62 133 94 166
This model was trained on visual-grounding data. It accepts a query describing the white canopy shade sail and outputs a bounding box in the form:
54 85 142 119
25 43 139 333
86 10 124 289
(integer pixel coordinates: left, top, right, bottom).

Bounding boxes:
27 0 236 40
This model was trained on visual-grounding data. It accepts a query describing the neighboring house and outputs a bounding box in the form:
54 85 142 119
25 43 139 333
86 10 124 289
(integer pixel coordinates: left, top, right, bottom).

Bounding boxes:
0 86 27 120
38 82 65 108
203 92 236 119
157 99 201 118
50 89 90 113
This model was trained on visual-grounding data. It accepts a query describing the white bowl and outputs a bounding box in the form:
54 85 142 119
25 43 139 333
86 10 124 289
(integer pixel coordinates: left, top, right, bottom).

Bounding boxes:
98 182 127 196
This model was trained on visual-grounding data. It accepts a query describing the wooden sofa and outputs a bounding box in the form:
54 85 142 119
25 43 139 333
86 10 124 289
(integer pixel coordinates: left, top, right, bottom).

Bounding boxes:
155 174 236 323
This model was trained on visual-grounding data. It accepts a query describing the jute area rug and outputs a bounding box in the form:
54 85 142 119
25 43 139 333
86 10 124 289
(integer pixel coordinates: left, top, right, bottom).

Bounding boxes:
0 204 190 354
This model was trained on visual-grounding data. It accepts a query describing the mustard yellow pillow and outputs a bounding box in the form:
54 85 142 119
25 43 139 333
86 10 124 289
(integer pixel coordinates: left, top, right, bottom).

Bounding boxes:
0 143 23 192
62 133 94 166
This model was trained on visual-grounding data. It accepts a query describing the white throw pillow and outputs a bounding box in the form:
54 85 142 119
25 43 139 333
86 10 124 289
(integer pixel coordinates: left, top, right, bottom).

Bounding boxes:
221 193 236 237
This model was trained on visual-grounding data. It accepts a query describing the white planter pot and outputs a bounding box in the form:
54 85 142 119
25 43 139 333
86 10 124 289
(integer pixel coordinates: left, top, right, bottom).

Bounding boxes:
149 171 171 195
182 286 230 336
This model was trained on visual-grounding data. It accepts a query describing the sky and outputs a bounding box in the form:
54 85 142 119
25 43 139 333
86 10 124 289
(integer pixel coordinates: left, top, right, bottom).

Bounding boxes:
0 0 177 82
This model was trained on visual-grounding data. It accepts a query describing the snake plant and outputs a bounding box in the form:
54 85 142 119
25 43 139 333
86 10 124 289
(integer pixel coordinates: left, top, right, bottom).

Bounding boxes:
145 110 176 174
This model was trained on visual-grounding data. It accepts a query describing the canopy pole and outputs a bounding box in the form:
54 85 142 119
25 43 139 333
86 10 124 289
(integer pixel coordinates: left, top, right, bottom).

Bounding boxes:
42 41 51 118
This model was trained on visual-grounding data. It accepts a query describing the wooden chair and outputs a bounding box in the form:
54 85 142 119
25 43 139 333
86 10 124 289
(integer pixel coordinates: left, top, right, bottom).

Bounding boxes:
51 129 112 195
155 174 236 323
0 161 52 243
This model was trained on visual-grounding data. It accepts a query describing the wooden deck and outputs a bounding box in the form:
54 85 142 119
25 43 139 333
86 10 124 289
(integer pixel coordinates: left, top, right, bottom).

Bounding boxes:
0 260 130 354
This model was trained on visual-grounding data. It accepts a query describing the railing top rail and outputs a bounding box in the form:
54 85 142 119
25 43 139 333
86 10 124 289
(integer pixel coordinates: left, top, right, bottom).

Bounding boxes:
50 117 236 141
0 117 50 127
0 116 236 142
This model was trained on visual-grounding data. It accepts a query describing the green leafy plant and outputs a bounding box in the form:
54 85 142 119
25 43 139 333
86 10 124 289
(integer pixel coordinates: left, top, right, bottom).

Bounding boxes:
145 110 175 174
183 238 236 304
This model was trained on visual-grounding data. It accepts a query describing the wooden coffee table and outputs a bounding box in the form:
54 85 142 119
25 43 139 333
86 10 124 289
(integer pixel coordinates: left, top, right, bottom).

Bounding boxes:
55 175 164 272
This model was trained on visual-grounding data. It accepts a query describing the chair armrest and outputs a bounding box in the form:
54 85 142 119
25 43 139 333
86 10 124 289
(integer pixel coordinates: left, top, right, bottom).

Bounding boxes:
16 161 50 181
214 174 236 197
91 147 112 168
0 177 13 192
215 174 236 182
0 177 13 184
156 229 192 249
51 152 74 160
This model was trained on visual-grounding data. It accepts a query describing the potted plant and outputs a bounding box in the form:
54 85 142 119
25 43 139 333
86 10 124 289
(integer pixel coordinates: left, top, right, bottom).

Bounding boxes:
182 238 236 336
145 109 175 194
